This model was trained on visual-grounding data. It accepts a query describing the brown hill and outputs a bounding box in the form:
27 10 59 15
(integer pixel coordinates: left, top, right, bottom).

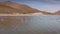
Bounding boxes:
0 1 52 14
53 10 60 15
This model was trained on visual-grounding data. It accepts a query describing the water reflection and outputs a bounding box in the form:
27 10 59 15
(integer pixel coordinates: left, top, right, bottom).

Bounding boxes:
0 16 60 34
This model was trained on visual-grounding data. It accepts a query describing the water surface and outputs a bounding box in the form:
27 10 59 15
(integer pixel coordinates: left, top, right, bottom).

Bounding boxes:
0 16 60 34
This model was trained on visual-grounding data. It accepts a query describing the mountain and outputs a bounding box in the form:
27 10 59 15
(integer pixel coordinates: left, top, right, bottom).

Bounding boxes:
0 1 52 14
53 10 60 15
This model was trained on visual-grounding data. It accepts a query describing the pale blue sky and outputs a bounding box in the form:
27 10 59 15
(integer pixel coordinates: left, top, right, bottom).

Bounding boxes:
0 0 60 12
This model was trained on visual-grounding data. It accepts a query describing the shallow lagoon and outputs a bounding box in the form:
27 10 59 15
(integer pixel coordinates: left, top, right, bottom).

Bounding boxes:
0 16 60 34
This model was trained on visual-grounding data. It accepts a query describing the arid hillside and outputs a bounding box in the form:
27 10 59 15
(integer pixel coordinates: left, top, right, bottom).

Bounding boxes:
53 10 60 15
0 1 52 14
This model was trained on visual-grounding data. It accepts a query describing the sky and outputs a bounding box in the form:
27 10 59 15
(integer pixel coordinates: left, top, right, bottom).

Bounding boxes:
0 0 60 12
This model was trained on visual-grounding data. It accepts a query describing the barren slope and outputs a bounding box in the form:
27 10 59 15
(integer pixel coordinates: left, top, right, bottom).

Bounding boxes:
0 1 52 14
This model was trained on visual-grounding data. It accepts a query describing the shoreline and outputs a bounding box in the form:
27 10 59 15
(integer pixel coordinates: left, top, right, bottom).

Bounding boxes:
0 14 59 16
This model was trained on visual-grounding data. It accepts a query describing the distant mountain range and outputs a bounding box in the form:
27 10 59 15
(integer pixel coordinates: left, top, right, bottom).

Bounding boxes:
0 1 57 15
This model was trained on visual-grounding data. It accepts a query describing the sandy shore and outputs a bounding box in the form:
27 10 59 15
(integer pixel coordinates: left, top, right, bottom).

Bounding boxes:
0 14 45 16
0 14 58 16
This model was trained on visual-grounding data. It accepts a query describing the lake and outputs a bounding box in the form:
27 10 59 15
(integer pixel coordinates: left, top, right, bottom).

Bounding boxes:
0 16 60 34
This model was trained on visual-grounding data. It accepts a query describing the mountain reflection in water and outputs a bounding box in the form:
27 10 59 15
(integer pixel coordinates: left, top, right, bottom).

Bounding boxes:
0 16 60 34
